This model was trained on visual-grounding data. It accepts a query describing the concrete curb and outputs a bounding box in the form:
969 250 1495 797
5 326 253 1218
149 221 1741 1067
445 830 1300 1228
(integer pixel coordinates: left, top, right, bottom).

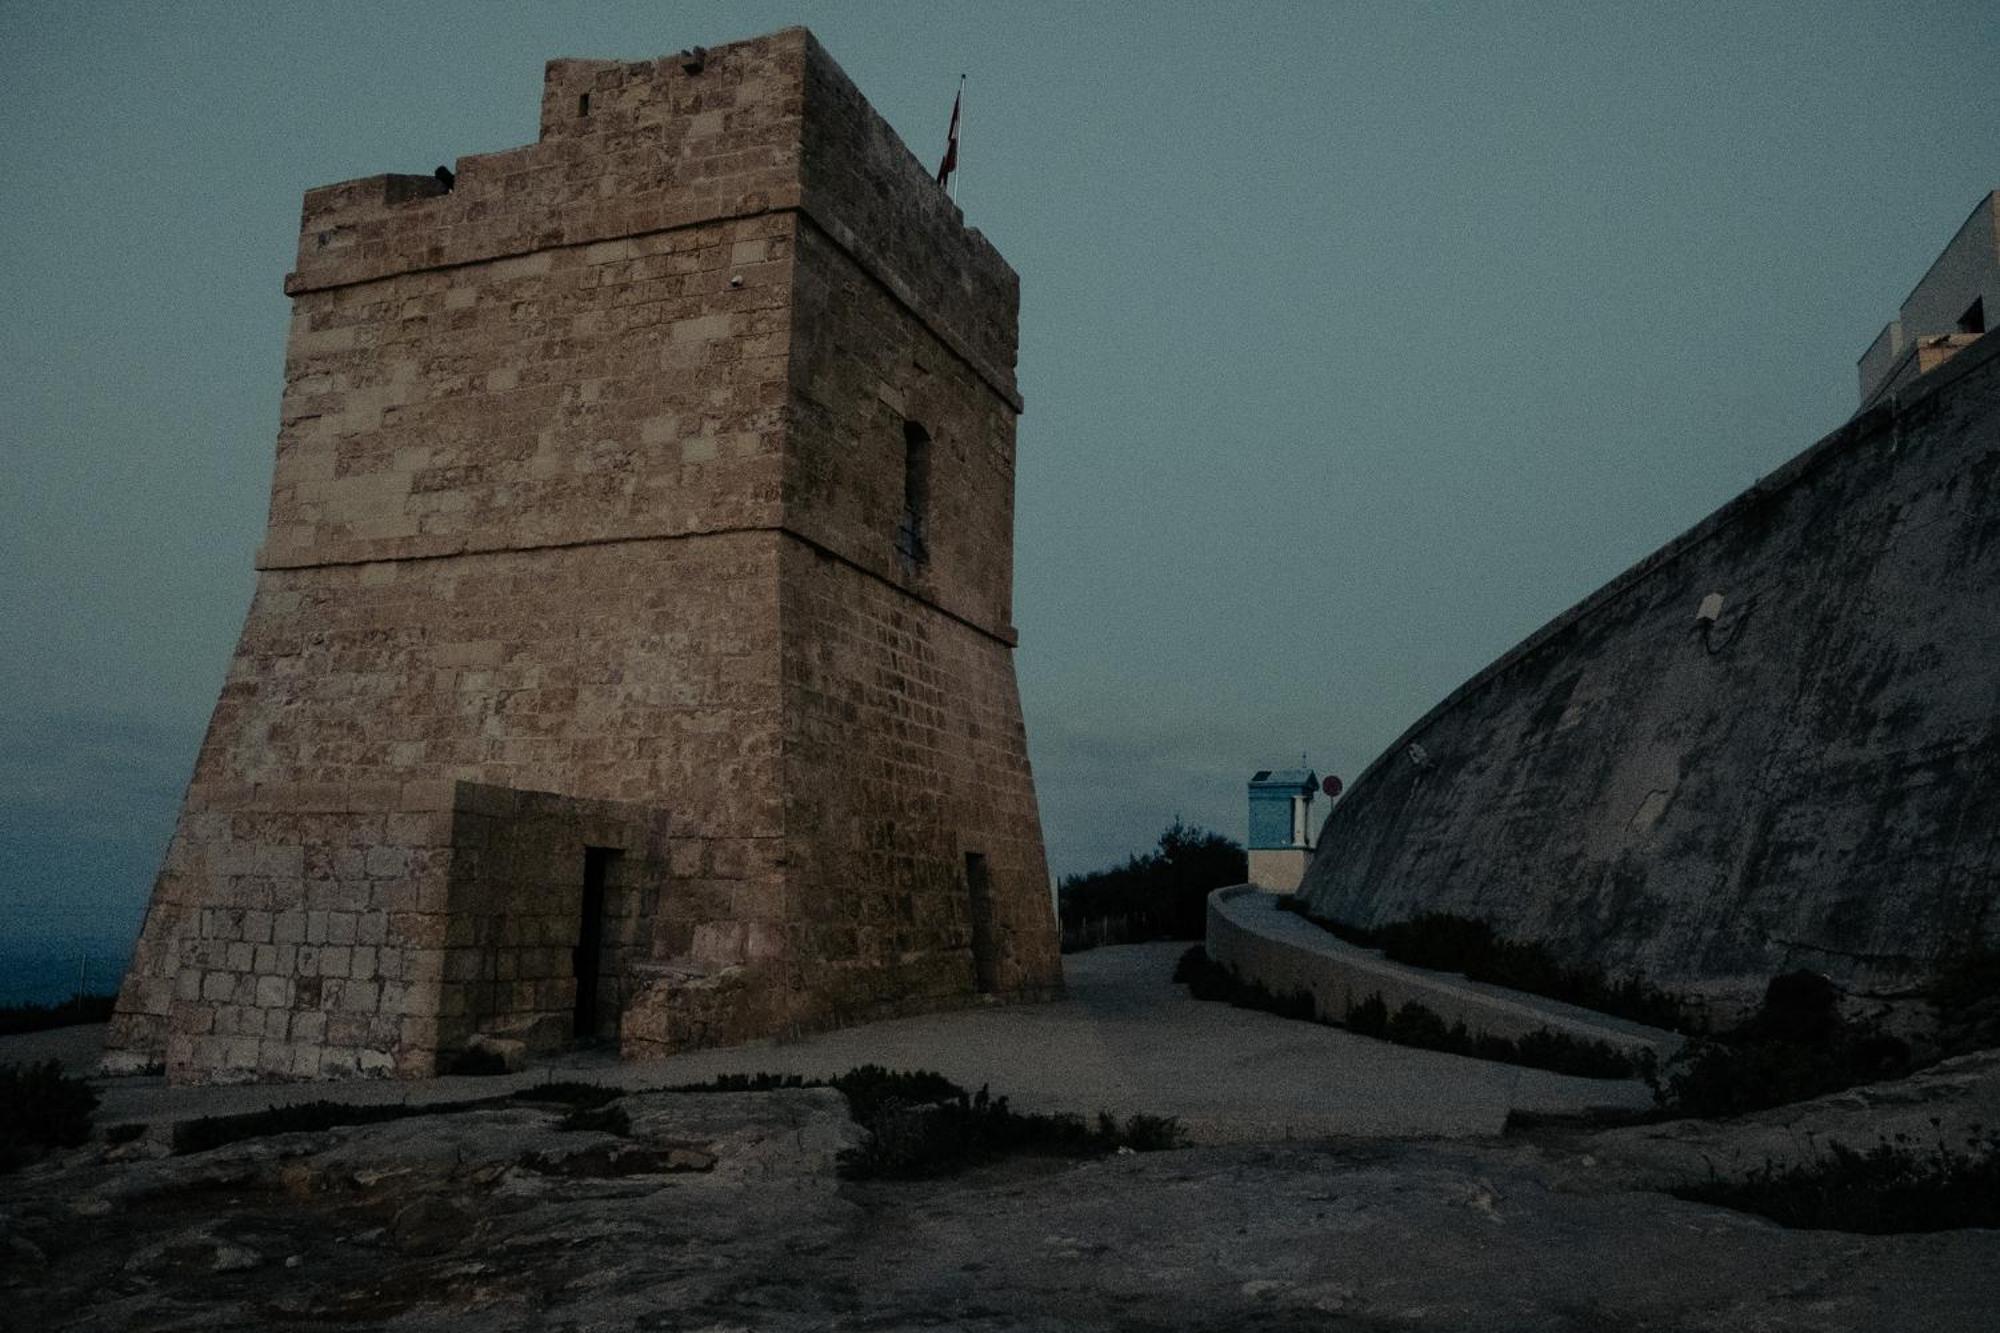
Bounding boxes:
1206 885 1686 1062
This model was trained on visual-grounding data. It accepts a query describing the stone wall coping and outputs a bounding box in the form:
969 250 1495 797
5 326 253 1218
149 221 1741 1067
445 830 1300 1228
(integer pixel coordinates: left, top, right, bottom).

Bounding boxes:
1318 329 2000 835
1207 885 1685 1059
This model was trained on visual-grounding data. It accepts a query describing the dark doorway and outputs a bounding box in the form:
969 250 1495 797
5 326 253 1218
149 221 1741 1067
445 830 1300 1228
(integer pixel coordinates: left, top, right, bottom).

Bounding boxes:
965 852 999 994
574 847 618 1038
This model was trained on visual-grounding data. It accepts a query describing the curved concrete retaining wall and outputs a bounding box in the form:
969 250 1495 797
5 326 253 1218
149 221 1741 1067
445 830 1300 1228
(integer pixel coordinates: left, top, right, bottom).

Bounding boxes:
1207 885 1684 1061
1302 335 2000 1006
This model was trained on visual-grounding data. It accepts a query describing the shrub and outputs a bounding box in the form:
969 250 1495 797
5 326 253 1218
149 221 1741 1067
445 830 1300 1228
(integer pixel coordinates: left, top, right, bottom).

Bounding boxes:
172 1099 438 1155
1343 993 1389 1038
559 1103 630 1135
670 1071 816 1095
1386 999 1453 1048
0 1060 100 1171
0 993 118 1037
1174 956 1638 1080
1933 942 2000 1015
837 1082 1184 1180
441 1046 511 1076
1654 971 1916 1119
676 1066 1184 1179
1307 910 1697 1033
1172 945 1237 1002
1373 999 1638 1080
828 1065 964 1123
1674 1129 2000 1233
1932 941 2000 1056
510 1080 623 1109
1120 1112 1184 1152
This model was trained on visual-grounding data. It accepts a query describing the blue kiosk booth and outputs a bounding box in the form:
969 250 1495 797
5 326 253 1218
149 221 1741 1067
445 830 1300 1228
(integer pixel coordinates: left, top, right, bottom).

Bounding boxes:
1247 767 1318 892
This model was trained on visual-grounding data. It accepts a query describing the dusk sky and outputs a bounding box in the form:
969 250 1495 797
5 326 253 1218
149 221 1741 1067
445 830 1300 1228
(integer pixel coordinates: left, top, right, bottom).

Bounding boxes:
3 2 1997 959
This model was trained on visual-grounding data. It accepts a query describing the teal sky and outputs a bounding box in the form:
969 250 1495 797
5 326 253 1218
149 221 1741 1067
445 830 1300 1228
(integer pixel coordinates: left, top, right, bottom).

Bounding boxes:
3 2 1996 954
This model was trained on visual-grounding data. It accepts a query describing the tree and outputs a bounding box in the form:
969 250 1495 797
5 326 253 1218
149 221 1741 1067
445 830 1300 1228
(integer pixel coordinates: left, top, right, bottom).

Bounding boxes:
1057 820 1247 948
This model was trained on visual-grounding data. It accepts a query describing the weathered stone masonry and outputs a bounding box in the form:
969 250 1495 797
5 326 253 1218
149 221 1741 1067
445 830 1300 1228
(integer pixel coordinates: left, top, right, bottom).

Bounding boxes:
1302 332 2000 1015
107 28 1062 1083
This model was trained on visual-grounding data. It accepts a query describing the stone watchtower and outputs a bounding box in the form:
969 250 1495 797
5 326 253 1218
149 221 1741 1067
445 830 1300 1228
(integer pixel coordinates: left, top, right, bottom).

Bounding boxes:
105 29 1062 1084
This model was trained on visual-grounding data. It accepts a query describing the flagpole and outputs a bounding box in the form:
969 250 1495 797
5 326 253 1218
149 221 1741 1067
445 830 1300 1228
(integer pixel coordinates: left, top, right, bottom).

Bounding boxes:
951 73 964 206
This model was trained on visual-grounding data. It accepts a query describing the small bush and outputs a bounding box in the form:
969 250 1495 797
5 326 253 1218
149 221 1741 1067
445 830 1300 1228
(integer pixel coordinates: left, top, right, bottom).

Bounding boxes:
1932 942 2000 1056
670 1070 816 1095
559 1103 630 1135
829 1065 964 1124
0 1061 100 1171
1172 946 1238 1002
1674 1129 2000 1233
1386 999 1453 1048
1371 999 1639 1080
676 1066 1183 1179
1933 943 2000 1015
1344 993 1389 1038
441 1046 511 1076
1175 955 1638 1079
838 1081 1184 1180
1120 1112 1184 1152
510 1080 623 1109
1308 911 1697 1033
172 1099 436 1155
1655 971 1916 1119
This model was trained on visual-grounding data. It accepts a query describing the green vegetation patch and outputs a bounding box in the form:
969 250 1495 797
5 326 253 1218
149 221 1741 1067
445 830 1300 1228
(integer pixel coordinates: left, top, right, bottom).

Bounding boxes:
1284 904 1697 1033
1173 946 1644 1080
1932 941 2000 1057
0 992 117 1037
675 1064 1185 1179
172 1098 455 1155
1654 971 1914 1119
508 1079 624 1109
1674 1127 2000 1233
0 1060 100 1172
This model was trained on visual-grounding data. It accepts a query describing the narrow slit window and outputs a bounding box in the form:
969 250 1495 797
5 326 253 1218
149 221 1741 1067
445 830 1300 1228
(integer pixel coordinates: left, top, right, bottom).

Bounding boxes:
578 92 591 118
897 421 931 565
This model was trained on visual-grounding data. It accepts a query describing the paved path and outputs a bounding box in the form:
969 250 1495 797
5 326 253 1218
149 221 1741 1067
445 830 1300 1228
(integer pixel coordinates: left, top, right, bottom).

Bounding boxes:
1210 886 1685 1058
18 944 1654 1143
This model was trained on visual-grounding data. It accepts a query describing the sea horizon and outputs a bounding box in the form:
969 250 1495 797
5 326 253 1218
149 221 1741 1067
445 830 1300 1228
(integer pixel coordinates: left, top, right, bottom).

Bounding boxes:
1 936 134 1007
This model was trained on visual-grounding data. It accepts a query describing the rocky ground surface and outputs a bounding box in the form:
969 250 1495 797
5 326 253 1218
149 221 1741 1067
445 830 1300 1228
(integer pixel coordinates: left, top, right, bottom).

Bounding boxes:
4 1053 1998 1331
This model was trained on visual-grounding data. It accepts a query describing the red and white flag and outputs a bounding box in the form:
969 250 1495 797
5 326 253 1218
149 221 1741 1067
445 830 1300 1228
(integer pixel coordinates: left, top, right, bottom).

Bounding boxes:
936 79 962 189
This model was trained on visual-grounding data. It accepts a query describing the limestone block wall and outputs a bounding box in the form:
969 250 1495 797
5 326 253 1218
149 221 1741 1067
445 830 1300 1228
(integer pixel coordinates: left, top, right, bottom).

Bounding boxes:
768 96 1060 1017
110 26 1061 1081
263 214 795 570
1302 335 2000 1010
110 534 785 1080
439 784 671 1054
785 219 1021 636
146 796 450 1082
795 37 1020 412
128 781 670 1083
779 546 1062 1022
